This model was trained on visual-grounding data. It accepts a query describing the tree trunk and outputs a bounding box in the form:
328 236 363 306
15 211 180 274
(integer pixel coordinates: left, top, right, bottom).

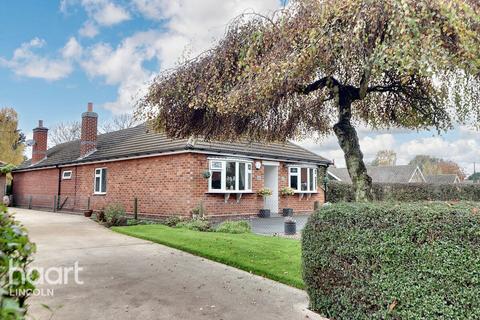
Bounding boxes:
333 93 373 202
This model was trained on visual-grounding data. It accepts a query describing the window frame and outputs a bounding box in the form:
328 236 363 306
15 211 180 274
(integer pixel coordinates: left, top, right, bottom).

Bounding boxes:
62 170 72 180
93 167 107 195
208 158 253 193
288 165 318 193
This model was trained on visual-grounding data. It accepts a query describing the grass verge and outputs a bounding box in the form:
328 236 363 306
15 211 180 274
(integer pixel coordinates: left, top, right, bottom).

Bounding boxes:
112 224 303 288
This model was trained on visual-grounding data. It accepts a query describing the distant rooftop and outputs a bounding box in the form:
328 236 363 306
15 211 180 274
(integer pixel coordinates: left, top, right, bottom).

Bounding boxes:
328 165 425 184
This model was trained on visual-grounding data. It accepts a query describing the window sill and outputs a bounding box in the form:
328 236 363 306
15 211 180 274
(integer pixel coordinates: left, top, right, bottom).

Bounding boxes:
294 191 318 194
206 191 254 194
93 192 106 196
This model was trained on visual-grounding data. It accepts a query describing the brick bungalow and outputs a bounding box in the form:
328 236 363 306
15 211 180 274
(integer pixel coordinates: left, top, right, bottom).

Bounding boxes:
12 103 331 219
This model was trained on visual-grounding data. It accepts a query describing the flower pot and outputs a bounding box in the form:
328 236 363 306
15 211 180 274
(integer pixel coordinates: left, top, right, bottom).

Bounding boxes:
258 209 271 218
282 208 293 217
2 195 10 207
284 221 296 235
84 210 93 217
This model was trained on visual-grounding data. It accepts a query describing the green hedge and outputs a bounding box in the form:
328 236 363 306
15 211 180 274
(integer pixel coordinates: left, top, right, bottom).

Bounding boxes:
302 202 480 319
327 181 480 202
1 204 37 319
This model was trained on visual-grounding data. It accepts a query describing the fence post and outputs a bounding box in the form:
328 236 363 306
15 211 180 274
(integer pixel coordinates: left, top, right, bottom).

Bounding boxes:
53 195 57 212
134 197 138 220
28 196 32 210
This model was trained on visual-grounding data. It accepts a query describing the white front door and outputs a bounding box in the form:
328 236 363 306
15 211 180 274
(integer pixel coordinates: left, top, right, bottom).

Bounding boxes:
264 164 279 213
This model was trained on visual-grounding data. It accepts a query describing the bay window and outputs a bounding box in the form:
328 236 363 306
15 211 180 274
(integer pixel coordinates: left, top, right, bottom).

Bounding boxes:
288 166 317 192
209 159 252 192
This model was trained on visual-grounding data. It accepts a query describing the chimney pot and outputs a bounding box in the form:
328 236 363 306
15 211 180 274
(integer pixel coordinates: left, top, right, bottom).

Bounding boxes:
87 102 93 112
38 120 44 128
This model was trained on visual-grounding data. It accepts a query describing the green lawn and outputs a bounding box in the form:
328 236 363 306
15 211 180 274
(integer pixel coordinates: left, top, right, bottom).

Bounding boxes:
112 225 303 288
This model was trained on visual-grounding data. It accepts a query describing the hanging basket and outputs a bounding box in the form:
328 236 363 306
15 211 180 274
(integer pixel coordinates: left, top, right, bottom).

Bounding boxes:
202 170 211 179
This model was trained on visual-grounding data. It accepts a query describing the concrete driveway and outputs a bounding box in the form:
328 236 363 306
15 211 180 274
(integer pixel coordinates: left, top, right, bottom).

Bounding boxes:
10 208 322 320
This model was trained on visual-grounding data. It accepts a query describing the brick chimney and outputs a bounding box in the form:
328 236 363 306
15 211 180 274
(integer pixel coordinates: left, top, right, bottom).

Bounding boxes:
80 102 98 157
32 120 48 164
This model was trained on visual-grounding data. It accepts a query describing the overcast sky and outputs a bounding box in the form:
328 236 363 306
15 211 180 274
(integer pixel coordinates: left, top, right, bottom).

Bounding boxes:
0 1 478 175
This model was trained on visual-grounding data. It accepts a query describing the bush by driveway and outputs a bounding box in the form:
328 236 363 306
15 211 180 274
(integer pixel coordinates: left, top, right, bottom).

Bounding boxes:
302 201 480 319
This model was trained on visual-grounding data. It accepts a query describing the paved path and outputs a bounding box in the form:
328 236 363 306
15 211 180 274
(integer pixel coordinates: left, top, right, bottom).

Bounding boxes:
251 215 310 235
11 208 323 320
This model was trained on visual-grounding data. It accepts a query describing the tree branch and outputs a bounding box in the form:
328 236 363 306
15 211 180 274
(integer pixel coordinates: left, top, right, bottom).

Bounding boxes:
300 76 341 94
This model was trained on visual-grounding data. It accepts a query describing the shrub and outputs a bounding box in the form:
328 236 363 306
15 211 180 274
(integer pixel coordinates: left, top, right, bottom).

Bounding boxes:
162 216 182 227
191 202 206 219
302 202 480 319
327 181 480 202
0 204 37 319
215 221 251 234
176 219 212 232
104 203 127 227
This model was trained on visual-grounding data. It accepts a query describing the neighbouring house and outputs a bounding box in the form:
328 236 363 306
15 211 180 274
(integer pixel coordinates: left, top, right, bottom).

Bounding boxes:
12 103 331 219
328 165 426 184
426 174 461 184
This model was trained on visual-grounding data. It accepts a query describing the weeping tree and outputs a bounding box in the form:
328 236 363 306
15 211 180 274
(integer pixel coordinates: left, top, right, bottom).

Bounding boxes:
138 0 480 201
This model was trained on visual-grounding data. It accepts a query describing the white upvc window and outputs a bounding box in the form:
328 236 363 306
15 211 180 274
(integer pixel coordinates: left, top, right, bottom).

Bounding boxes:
208 159 253 193
94 168 107 194
62 170 72 180
288 166 317 193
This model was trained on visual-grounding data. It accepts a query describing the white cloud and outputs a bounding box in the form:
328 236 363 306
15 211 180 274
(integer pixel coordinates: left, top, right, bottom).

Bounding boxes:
298 133 396 168
61 0 130 39
83 0 280 113
79 21 99 38
134 0 280 69
0 37 81 81
90 1 130 26
80 31 161 113
298 128 479 176
62 37 83 59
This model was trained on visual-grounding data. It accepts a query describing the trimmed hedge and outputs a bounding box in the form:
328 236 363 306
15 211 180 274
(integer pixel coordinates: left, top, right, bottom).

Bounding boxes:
302 202 480 319
327 181 480 202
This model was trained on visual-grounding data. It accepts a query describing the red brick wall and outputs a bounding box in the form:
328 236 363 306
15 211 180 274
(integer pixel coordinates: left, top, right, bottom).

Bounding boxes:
12 168 59 209
13 153 325 217
72 154 196 215
189 154 324 217
278 164 324 214
189 154 264 217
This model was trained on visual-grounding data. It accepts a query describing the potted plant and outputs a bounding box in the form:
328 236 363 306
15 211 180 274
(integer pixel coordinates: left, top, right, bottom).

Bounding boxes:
83 209 93 217
284 216 296 235
280 187 295 216
257 187 272 218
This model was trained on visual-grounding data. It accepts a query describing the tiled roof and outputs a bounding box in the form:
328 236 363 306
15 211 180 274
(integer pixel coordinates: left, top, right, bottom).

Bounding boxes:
426 174 459 184
15 124 330 171
328 165 423 184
